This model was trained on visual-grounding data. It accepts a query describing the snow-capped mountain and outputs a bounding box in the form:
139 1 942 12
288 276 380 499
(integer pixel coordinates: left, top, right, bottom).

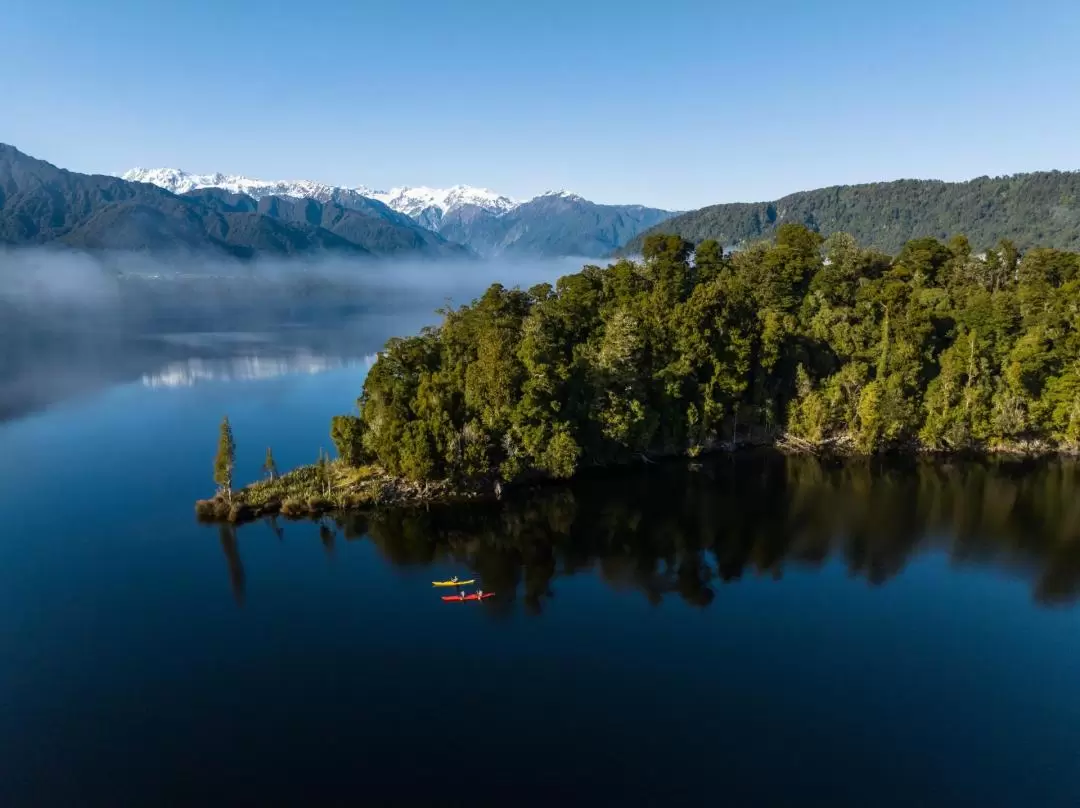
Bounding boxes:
121 167 389 218
121 167 374 199
122 168 515 223
533 190 587 202
377 185 516 217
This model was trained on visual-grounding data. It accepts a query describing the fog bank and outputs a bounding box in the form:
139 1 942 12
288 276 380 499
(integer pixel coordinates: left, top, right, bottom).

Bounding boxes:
0 247 598 422
0 246 594 316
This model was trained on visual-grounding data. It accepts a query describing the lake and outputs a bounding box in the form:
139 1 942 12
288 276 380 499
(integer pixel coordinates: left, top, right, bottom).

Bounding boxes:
1 277 1079 806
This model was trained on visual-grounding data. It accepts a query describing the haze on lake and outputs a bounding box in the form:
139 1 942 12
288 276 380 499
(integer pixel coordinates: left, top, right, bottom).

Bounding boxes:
1 252 1078 807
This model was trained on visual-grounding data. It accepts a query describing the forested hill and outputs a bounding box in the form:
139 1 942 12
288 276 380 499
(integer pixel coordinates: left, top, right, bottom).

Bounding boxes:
328 227 1080 488
622 171 1080 256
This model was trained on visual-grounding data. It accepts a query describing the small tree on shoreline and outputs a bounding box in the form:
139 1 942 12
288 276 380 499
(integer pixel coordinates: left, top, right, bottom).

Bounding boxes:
263 446 278 481
214 416 236 502
315 447 333 497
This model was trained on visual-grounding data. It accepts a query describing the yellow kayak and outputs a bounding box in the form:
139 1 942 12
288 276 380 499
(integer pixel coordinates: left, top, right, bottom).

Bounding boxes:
432 579 475 587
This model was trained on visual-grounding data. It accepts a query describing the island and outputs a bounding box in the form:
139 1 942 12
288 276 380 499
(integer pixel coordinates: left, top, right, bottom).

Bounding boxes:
197 225 1080 524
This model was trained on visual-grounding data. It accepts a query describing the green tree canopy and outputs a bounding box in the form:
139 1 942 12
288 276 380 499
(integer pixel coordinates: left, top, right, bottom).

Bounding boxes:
342 226 1080 483
214 416 236 498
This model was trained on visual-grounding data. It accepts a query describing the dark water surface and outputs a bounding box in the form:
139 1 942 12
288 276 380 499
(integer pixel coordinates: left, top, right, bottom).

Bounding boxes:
2 318 1080 805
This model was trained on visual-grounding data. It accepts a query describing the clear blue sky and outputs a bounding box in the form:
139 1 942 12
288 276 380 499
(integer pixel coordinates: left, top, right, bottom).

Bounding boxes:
3 0 1078 209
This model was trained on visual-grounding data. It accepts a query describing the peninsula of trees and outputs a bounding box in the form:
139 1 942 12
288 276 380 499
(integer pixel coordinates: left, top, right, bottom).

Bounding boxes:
198 225 1080 521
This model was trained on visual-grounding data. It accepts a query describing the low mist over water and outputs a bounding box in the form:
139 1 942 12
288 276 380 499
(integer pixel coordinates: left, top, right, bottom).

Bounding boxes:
0 247 584 420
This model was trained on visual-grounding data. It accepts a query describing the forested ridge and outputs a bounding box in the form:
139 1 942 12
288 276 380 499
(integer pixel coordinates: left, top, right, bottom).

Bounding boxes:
622 171 1080 256
327 225 1080 487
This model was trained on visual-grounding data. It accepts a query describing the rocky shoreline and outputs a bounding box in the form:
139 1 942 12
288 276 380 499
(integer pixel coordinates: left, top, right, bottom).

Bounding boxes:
195 460 495 525
194 436 1078 525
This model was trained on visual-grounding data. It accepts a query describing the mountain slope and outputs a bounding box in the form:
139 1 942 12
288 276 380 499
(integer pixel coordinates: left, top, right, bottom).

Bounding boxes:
61 201 362 255
623 171 1080 255
0 145 464 259
442 191 676 257
182 188 468 257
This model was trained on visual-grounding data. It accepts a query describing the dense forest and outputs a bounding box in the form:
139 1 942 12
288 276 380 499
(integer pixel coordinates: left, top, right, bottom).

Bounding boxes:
329 225 1080 488
622 171 1080 256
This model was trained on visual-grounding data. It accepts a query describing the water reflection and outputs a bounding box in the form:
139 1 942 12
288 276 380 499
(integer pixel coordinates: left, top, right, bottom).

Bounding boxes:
217 524 245 607
141 352 376 388
218 454 1080 610
0 323 381 421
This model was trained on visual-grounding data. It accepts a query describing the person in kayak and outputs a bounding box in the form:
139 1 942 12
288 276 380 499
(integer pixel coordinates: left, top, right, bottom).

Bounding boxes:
476 589 484 600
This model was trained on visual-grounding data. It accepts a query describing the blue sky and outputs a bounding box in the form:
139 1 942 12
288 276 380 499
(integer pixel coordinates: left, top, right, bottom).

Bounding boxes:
2 0 1078 209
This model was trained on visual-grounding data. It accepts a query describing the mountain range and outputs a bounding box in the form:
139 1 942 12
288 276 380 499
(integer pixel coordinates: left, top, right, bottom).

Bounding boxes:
0 144 465 259
120 167 518 224
624 171 1080 255
0 144 676 260
123 167 676 257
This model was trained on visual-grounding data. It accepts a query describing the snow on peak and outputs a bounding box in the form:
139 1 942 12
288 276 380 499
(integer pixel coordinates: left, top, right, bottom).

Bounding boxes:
533 189 586 203
371 185 517 218
122 167 523 219
121 167 379 202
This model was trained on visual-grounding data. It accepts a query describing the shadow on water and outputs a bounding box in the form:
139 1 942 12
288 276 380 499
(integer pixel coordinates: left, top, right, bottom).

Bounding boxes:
216 453 1080 610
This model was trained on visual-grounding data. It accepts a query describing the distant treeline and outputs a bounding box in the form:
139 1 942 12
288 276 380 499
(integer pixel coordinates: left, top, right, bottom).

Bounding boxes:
623 171 1080 255
331 225 1080 484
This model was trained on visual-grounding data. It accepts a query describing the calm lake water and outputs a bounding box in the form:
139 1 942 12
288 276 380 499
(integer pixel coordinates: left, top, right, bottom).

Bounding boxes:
2 284 1080 806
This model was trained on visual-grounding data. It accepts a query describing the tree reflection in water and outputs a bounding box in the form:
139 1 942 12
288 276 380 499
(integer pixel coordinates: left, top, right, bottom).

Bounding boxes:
217 523 245 606
216 454 1080 610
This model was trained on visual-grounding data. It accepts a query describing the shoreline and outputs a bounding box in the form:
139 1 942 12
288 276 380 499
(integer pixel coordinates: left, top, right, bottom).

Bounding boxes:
195 461 494 525
194 436 1079 525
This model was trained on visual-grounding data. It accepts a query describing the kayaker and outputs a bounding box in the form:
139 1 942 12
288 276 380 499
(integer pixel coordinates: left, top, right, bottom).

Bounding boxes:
476 589 484 599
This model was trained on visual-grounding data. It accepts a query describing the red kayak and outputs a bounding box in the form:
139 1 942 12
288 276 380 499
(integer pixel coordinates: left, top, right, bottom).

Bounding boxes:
441 593 495 601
